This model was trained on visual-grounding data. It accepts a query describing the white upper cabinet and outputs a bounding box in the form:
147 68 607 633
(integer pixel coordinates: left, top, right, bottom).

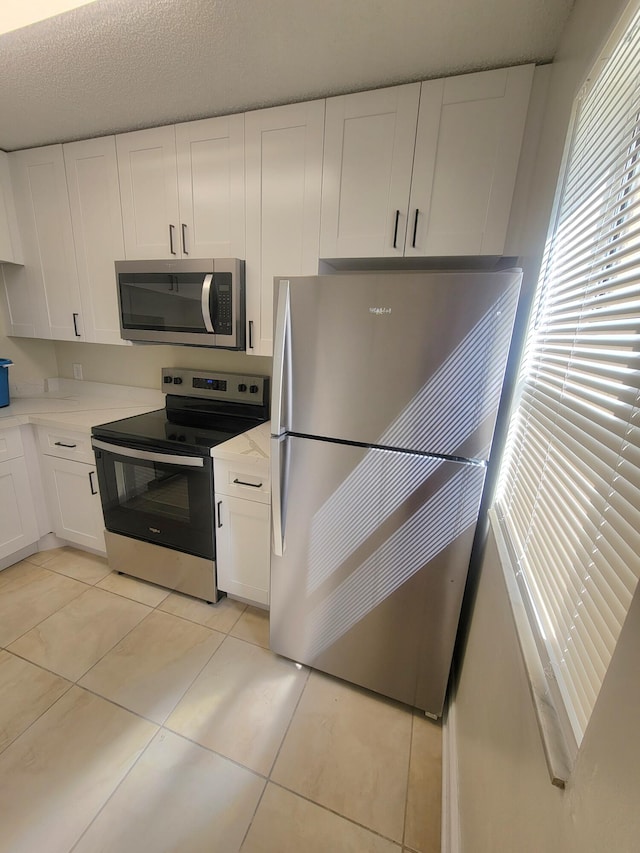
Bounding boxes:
64 136 128 345
320 64 534 258
245 100 324 357
406 64 535 256
175 115 245 258
0 151 23 265
117 117 245 260
320 83 421 259
3 145 82 340
116 125 180 259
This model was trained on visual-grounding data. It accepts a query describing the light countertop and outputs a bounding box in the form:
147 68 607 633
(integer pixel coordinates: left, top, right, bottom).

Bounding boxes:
211 421 271 462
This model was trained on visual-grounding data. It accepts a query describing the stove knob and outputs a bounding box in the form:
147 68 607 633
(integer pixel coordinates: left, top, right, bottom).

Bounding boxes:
168 433 177 440
238 383 247 392
173 377 183 385
164 375 173 384
249 384 259 394
177 434 186 442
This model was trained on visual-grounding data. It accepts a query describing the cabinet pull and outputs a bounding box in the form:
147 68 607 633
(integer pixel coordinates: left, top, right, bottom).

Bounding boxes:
412 208 419 248
72 313 81 337
169 224 177 255
88 470 98 495
217 500 223 528
181 223 188 255
54 441 77 448
392 210 400 249
248 320 254 350
233 478 263 488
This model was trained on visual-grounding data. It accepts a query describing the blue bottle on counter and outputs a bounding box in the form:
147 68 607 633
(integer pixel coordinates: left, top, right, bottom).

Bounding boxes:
0 359 12 407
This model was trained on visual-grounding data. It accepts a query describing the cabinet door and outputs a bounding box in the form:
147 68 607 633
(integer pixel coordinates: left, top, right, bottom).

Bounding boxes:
245 100 324 356
64 136 128 345
407 65 534 256
116 125 180 259
319 84 420 259
215 494 270 606
0 457 39 561
176 115 245 258
5 145 82 340
41 456 105 553
0 151 22 264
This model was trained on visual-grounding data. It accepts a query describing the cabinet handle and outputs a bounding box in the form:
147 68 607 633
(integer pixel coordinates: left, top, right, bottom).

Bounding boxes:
169 224 177 255
54 441 77 448
88 470 98 495
233 478 263 488
392 210 400 249
181 223 188 255
248 319 254 350
217 500 223 528
412 208 419 248
72 313 81 337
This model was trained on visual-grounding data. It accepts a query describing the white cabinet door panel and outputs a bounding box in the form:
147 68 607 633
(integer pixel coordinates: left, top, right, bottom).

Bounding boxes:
0 457 38 561
0 151 22 264
407 65 534 256
42 456 105 553
176 114 245 258
117 126 179 259
216 494 270 606
320 84 420 258
245 100 324 356
64 136 127 345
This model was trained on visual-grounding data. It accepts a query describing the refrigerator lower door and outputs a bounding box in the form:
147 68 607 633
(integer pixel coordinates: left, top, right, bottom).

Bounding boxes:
270 435 486 715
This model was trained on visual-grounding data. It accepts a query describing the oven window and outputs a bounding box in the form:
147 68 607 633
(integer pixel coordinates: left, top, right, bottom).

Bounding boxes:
119 272 208 333
114 462 190 523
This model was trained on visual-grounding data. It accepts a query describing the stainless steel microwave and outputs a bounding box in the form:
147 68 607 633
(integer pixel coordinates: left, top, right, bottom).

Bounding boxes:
115 258 245 349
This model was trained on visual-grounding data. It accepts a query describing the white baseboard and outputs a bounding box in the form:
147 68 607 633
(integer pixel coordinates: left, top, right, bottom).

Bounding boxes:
441 689 461 853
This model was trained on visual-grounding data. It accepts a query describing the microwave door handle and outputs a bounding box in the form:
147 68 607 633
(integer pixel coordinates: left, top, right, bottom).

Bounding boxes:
201 274 215 334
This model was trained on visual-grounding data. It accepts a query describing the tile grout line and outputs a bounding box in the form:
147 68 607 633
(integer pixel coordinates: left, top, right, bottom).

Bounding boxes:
237 664 312 851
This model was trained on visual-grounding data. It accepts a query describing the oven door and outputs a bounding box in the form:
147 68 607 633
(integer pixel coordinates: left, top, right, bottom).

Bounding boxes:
92 439 215 560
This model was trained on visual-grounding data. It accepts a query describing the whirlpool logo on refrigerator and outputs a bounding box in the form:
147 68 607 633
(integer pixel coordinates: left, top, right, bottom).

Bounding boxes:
369 307 392 315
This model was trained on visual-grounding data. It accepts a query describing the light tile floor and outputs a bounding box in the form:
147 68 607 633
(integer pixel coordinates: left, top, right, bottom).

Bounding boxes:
0 547 442 853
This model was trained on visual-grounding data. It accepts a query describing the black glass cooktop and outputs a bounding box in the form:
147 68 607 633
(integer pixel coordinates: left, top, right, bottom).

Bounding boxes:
92 408 264 457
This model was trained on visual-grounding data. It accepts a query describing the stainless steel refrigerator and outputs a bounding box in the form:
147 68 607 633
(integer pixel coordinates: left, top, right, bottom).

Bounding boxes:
270 269 521 715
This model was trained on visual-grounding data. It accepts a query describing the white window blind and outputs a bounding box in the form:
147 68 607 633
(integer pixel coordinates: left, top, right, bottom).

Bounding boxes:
497 9 640 745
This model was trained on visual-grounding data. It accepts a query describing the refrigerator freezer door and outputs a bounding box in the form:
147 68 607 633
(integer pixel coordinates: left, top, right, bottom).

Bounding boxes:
273 270 520 461
270 434 486 714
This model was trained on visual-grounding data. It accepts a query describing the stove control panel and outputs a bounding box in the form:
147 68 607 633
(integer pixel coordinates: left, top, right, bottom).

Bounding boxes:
161 368 268 406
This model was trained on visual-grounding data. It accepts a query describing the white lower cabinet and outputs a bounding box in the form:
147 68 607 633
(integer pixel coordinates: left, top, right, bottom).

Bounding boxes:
38 426 105 553
0 456 39 562
214 457 270 607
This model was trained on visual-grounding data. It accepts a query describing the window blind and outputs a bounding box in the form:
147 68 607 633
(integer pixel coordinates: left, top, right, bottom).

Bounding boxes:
497 8 640 745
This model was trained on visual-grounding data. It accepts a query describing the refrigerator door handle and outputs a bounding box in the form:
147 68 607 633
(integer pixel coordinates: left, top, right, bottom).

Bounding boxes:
271 435 287 556
272 279 291 435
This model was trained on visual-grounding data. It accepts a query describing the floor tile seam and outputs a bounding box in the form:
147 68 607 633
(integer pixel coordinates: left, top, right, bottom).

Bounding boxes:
265 779 407 847
157 721 271 781
0 677 75 758
156 599 247 634
264 662 311 778
66 713 161 853
93 582 170 609
401 711 417 850
0 570 91 647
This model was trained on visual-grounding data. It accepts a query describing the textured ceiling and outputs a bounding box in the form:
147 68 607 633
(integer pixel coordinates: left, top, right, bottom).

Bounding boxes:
0 0 574 151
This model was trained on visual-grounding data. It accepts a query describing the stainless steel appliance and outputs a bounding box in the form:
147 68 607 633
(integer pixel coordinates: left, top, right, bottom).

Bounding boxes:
92 368 269 602
270 269 521 715
115 258 245 349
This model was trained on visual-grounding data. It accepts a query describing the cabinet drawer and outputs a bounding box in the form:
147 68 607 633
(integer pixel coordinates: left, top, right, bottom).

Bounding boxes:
213 457 270 504
0 426 24 463
37 426 95 464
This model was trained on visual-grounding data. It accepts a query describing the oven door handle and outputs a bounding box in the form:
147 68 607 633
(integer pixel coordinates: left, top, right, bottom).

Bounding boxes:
201 273 215 334
91 439 205 468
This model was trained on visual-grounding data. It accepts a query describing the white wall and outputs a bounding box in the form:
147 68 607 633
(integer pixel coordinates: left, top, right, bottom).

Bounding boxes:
453 0 637 851
0 328 57 389
53 341 272 389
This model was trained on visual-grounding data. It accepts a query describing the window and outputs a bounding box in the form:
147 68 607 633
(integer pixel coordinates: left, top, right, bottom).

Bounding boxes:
496 7 640 748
